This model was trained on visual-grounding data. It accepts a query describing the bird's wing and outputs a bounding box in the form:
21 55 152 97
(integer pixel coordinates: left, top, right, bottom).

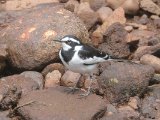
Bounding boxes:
78 45 108 65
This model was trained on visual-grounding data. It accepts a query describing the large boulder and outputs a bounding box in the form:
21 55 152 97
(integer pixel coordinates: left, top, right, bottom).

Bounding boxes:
0 4 89 70
17 87 106 120
99 62 154 103
0 72 43 96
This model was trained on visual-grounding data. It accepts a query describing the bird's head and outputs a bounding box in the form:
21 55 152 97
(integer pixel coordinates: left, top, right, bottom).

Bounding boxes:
53 35 82 51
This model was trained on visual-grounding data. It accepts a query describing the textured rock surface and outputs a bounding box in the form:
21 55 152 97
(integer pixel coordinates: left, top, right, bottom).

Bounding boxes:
17 87 106 120
91 7 126 46
0 4 89 70
140 0 160 15
60 70 81 87
45 70 61 88
0 111 10 120
0 74 40 96
99 62 154 103
99 23 130 58
140 54 160 73
76 2 98 30
20 71 44 89
41 63 65 76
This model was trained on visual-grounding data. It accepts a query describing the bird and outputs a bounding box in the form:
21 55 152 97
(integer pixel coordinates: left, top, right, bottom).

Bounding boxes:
53 35 113 97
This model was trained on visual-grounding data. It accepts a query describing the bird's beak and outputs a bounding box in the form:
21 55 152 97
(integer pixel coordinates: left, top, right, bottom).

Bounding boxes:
52 39 62 43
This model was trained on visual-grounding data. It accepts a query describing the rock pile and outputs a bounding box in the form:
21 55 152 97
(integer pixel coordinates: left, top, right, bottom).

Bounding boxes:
0 0 160 120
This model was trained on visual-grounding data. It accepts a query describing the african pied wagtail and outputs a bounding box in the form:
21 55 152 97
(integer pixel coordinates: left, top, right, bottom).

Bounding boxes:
53 35 113 97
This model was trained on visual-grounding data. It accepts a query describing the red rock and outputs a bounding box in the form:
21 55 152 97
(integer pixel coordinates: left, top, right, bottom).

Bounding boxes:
96 7 113 23
76 2 98 30
106 0 126 9
107 0 139 15
128 97 139 110
140 54 160 73
133 43 160 60
45 70 62 88
99 62 154 103
60 70 81 87
125 26 133 32
154 19 160 28
92 7 126 45
140 0 160 15
41 63 65 76
126 30 155 43
64 0 79 12
99 22 130 58
17 87 106 120
0 74 40 96
0 111 11 120
20 71 44 89
122 0 139 14
0 4 89 70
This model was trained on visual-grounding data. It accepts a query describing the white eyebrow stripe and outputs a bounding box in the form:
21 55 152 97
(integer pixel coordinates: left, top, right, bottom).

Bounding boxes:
70 38 80 44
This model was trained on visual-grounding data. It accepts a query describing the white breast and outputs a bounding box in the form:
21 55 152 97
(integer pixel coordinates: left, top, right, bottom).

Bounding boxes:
59 47 97 74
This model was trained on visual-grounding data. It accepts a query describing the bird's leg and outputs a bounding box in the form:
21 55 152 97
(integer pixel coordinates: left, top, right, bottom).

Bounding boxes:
79 74 93 98
65 81 80 94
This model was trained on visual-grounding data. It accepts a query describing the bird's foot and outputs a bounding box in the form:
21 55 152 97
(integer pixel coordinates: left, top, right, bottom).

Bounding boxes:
78 88 92 99
65 87 80 94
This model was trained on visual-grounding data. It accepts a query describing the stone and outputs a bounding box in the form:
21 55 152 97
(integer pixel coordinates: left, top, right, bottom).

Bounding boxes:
76 2 98 30
107 0 139 15
0 4 89 70
138 14 149 25
141 96 160 119
99 62 154 103
106 0 126 9
64 0 79 12
140 54 160 73
154 19 160 28
121 0 139 14
88 0 106 11
128 97 139 110
149 84 160 99
150 15 160 20
92 7 126 45
41 63 65 76
17 87 106 120
0 111 10 120
133 43 160 60
126 30 155 44
0 86 22 110
45 70 61 88
106 104 117 115
126 23 147 30
0 74 40 96
99 23 130 58
118 106 139 118
102 105 139 120
60 70 81 87
20 71 44 89
100 7 126 34
140 0 160 15
91 26 103 46
150 74 160 85
125 26 133 32
96 7 113 23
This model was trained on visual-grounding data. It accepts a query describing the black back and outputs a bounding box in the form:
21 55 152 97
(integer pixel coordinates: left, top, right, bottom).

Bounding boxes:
78 45 107 59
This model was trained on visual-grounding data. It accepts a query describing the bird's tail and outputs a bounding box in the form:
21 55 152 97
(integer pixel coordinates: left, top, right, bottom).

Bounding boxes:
104 55 138 64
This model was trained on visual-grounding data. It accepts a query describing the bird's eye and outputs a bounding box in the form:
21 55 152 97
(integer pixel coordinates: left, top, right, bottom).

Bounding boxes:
66 40 71 44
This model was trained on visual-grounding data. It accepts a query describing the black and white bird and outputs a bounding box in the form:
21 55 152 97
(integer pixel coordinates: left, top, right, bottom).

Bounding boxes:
53 35 113 97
